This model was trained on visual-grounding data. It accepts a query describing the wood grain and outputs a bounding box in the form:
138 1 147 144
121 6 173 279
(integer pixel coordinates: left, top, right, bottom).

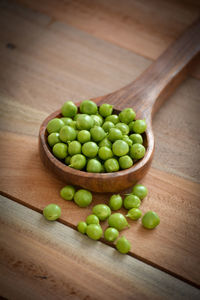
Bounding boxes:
1 195 200 300
0 131 200 286
14 0 200 78
0 0 200 290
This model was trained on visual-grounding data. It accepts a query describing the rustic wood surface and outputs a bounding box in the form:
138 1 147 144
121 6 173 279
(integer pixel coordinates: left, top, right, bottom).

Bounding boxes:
0 0 200 295
1 195 200 300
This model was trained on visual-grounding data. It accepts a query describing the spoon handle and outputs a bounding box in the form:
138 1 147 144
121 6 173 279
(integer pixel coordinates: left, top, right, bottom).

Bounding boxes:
100 19 200 120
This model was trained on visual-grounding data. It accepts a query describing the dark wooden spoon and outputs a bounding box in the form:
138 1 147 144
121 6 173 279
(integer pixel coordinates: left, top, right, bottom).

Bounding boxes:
39 20 200 193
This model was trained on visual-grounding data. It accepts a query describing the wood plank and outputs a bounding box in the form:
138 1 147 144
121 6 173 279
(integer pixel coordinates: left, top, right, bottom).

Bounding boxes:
0 131 200 286
0 2 199 182
14 0 200 78
0 0 200 288
1 195 200 300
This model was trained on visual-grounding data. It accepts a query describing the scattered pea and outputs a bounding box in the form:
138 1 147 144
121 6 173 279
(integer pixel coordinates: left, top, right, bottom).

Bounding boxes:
124 194 141 209
126 208 142 220
86 224 103 240
86 214 100 225
132 184 148 200
92 204 111 221
74 189 92 207
77 221 87 234
109 194 123 210
43 204 61 221
60 185 76 201
116 236 131 254
142 211 160 229
108 213 129 231
104 227 119 242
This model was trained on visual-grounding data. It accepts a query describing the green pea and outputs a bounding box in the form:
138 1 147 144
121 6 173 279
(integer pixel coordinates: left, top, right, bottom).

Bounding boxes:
60 125 77 142
132 184 148 200
123 194 141 209
90 126 106 142
104 158 119 172
74 113 82 121
130 143 146 160
100 164 105 173
99 103 113 117
92 204 111 221
142 211 160 229
60 117 74 126
68 141 82 156
70 120 77 129
86 214 99 225
122 135 133 146
52 143 68 159
80 100 98 115
86 159 102 173
65 155 72 165
119 155 133 170
102 121 115 133
91 114 103 126
128 121 135 132
126 208 142 220
115 123 130 135
61 101 77 117
109 194 123 210
129 133 143 144
77 221 87 234
98 137 112 149
60 185 76 201
43 204 61 221
104 227 119 242
132 119 147 134
82 142 99 158
48 132 61 147
86 224 103 240
116 236 131 254
112 140 129 157
69 154 86 170
74 189 92 207
108 213 129 231
77 130 91 144
108 128 123 142
98 146 113 160
105 114 119 124
47 118 65 134
119 108 136 124
76 114 94 130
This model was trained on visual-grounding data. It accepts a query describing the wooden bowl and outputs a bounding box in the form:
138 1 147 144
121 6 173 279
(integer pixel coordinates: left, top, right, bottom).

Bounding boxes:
39 107 153 193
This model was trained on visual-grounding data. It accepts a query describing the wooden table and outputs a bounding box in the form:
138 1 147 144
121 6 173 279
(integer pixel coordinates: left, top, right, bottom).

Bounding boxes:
0 0 200 299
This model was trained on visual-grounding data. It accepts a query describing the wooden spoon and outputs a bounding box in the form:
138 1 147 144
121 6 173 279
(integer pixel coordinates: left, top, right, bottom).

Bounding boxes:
39 20 200 193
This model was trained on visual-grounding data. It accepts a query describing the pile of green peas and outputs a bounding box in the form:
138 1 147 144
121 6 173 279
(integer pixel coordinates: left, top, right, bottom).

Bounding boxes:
46 100 147 173
43 183 160 254
76 183 160 254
